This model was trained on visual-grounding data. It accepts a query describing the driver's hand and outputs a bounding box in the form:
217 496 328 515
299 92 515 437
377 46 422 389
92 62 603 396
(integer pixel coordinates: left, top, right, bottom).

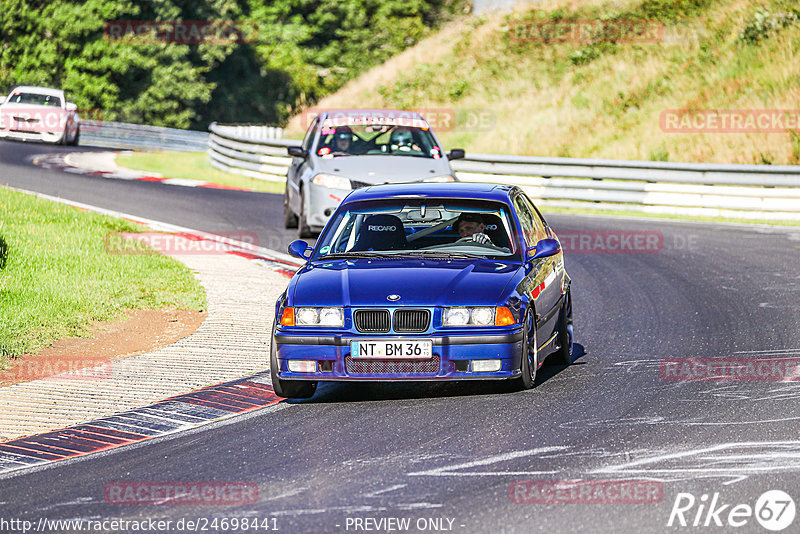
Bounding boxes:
471 232 491 245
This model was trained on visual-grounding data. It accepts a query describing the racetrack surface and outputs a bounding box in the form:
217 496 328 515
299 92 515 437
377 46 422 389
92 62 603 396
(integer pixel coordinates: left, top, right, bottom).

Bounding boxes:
2 140 800 533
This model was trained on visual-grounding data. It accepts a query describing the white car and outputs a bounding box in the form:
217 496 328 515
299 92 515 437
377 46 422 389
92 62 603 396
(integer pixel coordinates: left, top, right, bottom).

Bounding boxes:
0 86 80 145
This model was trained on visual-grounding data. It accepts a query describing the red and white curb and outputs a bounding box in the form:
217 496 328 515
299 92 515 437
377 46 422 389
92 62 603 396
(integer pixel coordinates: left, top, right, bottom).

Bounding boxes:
31 152 253 191
0 374 282 476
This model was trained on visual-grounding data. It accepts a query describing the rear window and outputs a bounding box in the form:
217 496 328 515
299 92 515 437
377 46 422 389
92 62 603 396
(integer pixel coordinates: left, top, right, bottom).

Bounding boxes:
6 92 62 107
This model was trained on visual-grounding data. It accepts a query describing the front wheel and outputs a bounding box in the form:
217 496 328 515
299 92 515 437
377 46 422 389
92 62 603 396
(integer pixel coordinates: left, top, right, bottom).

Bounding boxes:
297 188 314 238
270 327 316 399
283 185 298 228
508 314 537 391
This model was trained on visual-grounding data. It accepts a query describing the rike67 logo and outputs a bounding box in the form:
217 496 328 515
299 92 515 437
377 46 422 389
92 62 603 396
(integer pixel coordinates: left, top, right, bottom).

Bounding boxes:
668 490 796 531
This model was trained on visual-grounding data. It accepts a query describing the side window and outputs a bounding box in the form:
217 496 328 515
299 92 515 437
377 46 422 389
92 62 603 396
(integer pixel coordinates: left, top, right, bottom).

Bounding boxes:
513 195 537 247
302 117 318 151
521 195 547 241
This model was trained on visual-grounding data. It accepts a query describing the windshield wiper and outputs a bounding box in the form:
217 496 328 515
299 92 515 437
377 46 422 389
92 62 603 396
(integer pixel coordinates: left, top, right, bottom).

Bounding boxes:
402 250 483 259
320 251 399 259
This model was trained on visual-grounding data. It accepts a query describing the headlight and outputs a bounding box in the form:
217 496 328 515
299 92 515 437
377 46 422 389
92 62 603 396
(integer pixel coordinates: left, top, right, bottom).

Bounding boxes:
312 173 352 190
423 175 455 183
443 307 471 326
443 307 517 327
294 307 344 327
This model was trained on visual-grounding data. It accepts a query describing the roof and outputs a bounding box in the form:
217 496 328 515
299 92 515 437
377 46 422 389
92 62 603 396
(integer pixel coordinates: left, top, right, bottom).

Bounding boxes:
8 86 65 98
343 182 517 204
319 108 425 120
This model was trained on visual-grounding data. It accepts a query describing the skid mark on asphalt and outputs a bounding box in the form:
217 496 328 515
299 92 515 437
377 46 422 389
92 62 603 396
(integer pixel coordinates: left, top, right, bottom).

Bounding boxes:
401 441 800 486
591 441 800 484
0 376 282 476
407 447 568 477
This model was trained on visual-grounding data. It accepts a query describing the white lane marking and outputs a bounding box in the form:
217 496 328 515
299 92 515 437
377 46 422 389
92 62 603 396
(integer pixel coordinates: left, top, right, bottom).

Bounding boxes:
397 502 443 510
733 348 800 354
271 505 387 517
363 484 407 498
2 185 300 266
407 447 567 477
264 487 308 501
161 178 204 187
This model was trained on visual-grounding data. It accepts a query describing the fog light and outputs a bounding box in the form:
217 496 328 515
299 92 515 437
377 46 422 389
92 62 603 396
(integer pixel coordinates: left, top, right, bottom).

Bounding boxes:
471 359 501 372
288 360 317 373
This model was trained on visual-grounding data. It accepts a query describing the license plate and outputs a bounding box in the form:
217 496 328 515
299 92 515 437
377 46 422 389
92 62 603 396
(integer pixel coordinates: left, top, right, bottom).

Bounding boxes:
351 339 432 359
16 118 37 131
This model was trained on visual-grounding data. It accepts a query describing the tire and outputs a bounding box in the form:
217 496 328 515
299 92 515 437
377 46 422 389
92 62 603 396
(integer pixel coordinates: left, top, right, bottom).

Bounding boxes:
508 313 537 391
297 187 314 238
283 184 298 228
549 290 573 366
70 127 80 146
270 326 317 399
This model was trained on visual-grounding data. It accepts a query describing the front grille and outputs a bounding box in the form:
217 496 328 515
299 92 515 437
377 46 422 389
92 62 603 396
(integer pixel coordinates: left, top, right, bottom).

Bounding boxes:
354 309 390 333
393 309 430 333
345 356 440 375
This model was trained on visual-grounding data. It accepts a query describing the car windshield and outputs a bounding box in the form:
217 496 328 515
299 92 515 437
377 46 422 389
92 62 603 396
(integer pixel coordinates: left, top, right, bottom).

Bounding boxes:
314 117 441 159
5 92 62 107
313 199 519 261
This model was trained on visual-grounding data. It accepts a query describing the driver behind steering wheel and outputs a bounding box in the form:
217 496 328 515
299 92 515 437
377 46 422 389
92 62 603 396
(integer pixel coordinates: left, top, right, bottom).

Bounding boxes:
453 212 493 245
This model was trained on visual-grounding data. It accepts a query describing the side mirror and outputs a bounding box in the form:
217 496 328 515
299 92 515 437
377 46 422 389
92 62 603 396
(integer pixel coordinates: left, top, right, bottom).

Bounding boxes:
528 238 561 260
65 102 77 112
288 239 312 259
447 148 465 160
287 146 307 159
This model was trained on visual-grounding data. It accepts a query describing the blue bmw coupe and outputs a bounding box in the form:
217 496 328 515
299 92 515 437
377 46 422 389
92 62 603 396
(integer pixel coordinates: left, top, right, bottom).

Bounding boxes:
271 182 573 398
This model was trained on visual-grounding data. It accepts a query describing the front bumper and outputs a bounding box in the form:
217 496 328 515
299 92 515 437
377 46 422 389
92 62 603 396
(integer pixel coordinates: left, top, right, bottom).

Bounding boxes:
0 128 64 143
273 330 524 381
305 182 350 230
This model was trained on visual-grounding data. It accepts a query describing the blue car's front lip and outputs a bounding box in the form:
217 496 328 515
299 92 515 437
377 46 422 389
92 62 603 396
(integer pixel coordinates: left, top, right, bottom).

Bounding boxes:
273 328 524 381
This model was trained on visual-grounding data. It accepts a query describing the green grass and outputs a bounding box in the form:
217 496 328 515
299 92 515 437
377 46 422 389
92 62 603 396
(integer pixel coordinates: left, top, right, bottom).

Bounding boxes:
0 187 207 365
308 0 800 165
116 151 285 194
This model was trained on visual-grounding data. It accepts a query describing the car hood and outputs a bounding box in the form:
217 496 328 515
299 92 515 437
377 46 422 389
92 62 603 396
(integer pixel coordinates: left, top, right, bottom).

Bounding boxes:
314 155 453 184
291 258 520 307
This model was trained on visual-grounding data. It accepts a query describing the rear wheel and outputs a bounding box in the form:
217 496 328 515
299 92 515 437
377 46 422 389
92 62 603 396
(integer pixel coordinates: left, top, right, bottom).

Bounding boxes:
70 126 80 146
508 313 537 391
270 326 317 399
283 185 298 228
549 290 573 366
297 187 314 238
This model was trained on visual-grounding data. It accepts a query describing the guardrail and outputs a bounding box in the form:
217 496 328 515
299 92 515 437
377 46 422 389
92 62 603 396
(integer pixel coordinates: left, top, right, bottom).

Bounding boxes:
80 120 208 152
207 123 288 180
207 124 800 221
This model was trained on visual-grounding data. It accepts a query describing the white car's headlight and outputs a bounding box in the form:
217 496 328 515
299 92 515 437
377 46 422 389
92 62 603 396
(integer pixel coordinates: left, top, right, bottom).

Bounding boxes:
312 173 352 190
423 175 455 183
443 306 497 327
295 307 344 327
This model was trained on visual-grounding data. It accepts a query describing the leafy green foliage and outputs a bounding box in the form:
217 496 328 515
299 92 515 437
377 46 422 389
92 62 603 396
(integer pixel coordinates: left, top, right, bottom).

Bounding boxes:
0 0 466 129
738 7 799 44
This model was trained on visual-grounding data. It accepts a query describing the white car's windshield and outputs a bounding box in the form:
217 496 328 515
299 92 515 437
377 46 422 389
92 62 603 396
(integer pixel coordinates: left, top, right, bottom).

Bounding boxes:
5 92 62 107
314 122 442 159
314 199 519 261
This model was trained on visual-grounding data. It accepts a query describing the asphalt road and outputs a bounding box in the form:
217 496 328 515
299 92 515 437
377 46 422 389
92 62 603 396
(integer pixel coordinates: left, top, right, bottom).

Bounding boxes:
2 140 800 533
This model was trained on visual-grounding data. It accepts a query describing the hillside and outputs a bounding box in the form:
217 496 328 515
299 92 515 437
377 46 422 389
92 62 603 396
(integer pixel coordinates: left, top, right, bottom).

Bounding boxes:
289 0 800 165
